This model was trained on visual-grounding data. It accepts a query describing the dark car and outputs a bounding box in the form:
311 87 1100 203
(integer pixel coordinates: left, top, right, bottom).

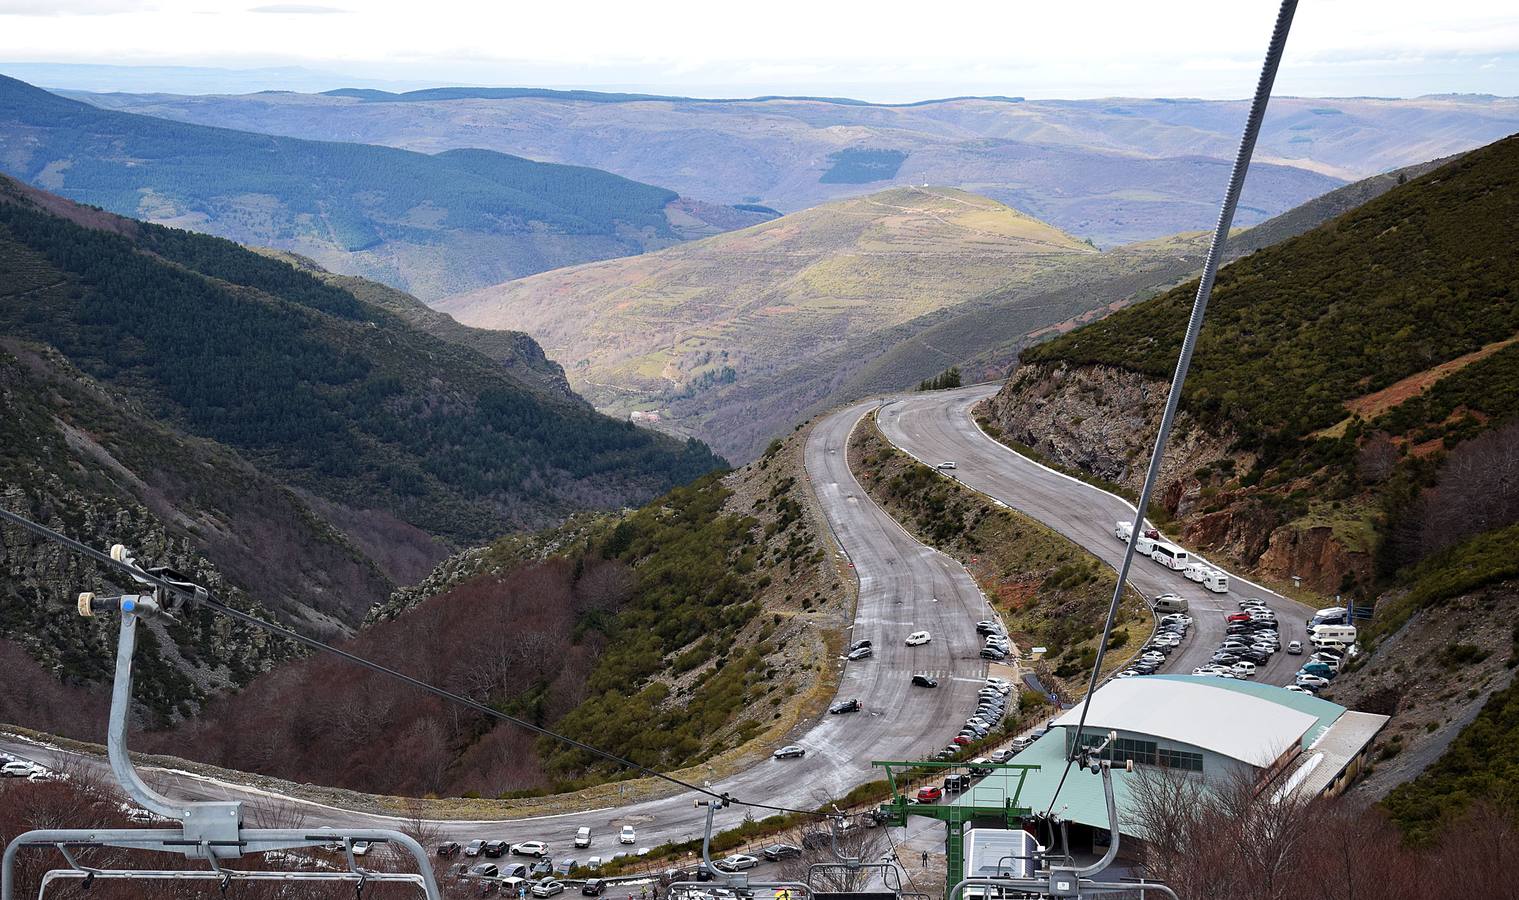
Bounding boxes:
465 840 486 858
581 879 605 896
830 698 862 714
483 841 507 858
530 859 555 877
943 774 971 793
976 621 1000 635
980 647 1007 660
847 646 873 660
801 831 831 850
849 639 872 652
1242 649 1271 664
438 842 463 858
912 674 939 688
469 864 500 879
762 843 802 861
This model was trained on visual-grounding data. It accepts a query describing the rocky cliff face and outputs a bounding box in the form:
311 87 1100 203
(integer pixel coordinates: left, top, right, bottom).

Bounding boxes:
985 361 1371 593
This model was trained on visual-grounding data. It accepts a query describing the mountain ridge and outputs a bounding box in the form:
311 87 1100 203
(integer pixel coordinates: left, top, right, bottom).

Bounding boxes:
0 74 763 300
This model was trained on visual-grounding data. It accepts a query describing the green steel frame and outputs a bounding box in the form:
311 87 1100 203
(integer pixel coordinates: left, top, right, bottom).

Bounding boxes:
871 760 1040 897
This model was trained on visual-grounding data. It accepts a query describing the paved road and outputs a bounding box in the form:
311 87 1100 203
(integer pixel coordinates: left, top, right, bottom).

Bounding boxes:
0 399 991 854
876 384 1312 687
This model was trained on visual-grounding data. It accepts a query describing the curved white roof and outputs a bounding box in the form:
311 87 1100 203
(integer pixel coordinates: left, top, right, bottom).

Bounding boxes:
1052 677 1321 766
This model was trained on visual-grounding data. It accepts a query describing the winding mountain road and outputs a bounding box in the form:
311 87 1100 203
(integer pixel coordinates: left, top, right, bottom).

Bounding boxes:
876 384 1312 686
0 399 990 850
1 385 1313 851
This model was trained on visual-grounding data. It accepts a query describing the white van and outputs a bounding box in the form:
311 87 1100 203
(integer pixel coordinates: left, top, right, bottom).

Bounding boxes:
1202 570 1229 594
1114 521 1134 542
1150 543 1190 570
574 827 591 848
1152 594 1189 614
1183 562 1209 583
1135 535 1156 556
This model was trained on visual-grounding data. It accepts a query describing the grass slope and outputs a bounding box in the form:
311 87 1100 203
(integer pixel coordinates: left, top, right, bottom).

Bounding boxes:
442 187 1094 453
0 75 686 298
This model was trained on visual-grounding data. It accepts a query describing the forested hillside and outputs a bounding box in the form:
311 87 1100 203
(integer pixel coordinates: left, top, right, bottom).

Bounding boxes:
989 133 1519 596
984 134 1519 835
164 428 849 800
0 75 698 299
0 174 723 730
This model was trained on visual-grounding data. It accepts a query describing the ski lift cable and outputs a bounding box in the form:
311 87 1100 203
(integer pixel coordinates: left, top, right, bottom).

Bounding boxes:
1043 0 1300 817
0 505 827 820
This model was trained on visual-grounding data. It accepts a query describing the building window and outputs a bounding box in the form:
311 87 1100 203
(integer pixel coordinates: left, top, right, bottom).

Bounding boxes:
1067 731 1204 772
1157 748 1204 772
1070 732 1158 766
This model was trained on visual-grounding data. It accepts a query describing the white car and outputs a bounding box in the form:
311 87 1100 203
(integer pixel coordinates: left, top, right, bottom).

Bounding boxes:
985 677 1012 689
936 461 958 470
719 854 760 871
350 841 373 857
1 761 45 779
618 826 636 845
905 631 932 646
512 841 549 858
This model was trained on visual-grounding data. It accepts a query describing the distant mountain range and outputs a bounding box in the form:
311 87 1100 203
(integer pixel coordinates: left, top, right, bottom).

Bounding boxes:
68 87 1519 246
0 74 773 300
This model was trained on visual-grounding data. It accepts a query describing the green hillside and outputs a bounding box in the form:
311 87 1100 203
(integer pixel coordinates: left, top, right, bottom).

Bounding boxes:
0 75 685 298
0 174 723 544
1024 134 1519 452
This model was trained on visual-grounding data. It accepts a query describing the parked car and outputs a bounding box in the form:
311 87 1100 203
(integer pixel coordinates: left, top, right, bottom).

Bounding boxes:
499 864 530 880
762 843 801 861
719 854 760 871
438 842 463 858
951 735 972 746
1 761 44 779
619 826 636 845
1231 661 1257 678
581 879 605 896
829 698 862 714
773 745 806 759
849 639 872 652
469 864 499 879
980 647 1007 660
512 841 549 858
912 674 939 688
532 880 566 898
584 857 602 870
574 827 591 848
976 621 1001 635
483 841 507 858
1296 673 1330 690
937 461 958 470
554 860 576 875
351 841 373 857
530 859 555 877
905 631 932 646
916 786 943 803
847 646 874 660
465 840 485 858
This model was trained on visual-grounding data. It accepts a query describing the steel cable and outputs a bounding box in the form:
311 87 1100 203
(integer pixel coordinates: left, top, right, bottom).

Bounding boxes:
1043 0 1300 816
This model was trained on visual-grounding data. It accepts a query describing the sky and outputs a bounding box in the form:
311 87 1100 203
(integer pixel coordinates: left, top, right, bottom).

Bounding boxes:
1 0 1516 101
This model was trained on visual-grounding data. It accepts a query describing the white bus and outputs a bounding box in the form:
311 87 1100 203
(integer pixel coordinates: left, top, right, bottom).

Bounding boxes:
1150 542 1190 570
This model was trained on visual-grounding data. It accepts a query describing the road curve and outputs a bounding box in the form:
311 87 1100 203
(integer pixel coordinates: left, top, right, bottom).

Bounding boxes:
0 400 991 851
875 384 1312 686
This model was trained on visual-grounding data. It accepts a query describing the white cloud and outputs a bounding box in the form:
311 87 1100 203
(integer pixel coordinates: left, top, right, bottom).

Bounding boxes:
0 0 1515 99
247 4 347 12
0 0 148 14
